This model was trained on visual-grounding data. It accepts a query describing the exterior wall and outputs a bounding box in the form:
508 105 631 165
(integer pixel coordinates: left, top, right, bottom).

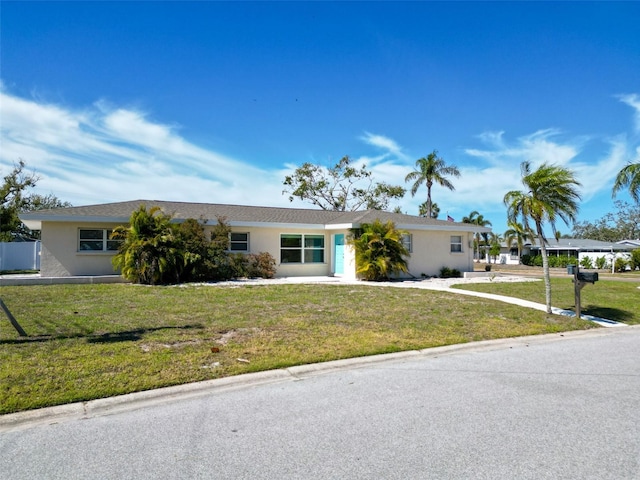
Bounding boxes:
38 221 478 279
217 226 334 278
405 230 475 277
40 222 121 277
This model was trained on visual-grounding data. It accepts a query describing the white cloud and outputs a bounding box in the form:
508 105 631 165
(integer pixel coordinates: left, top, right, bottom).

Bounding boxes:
359 131 409 161
618 93 640 133
0 89 294 208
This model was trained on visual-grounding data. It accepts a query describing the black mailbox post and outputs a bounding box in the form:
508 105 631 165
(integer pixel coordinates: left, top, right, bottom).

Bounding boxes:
569 264 598 319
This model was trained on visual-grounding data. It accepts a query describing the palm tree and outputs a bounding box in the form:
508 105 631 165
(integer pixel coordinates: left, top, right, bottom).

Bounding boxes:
418 201 440 218
503 221 532 264
461 210 492 262
111 205 183 285
613 161 640 203
348 219 409 281
405 151 460 219
504 161 581 313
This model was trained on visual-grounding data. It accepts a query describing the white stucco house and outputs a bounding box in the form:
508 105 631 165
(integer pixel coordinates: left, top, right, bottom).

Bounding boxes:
19 200 491 280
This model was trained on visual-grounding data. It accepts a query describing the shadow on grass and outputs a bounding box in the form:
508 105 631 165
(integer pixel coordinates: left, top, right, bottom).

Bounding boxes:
0 324 204 345
581 305 635 323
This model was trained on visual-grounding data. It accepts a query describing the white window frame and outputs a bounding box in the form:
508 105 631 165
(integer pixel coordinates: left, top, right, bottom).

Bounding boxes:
280 234 325 264
229 232 250 252
78 229 120 252
401 233 413 253
450 235 463 253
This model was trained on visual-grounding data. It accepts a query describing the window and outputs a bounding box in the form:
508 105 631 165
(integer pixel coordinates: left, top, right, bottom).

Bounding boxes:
229 232 249 251
280 234 325 263
510 248 519 260
79 229 120 252
450 235 463 253
401 233 412 253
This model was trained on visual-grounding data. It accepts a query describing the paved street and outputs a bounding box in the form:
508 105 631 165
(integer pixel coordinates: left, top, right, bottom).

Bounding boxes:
2 327 639 479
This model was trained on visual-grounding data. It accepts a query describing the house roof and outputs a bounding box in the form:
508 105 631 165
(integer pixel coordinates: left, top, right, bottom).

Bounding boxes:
524 238 635 252
20 199 492 233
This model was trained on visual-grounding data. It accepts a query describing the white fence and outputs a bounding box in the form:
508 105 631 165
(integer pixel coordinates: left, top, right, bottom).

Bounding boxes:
0 241 41 271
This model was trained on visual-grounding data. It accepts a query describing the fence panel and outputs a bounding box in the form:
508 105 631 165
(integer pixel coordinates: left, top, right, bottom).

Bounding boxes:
0 241 41 271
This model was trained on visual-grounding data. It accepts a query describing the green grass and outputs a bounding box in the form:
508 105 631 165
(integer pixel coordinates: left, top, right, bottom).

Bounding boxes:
454 278 640 324
1 283 596 414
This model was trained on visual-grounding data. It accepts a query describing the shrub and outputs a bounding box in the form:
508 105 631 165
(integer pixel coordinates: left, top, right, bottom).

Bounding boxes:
439 267 461 278
595 256 608 269
630 249 640 271
615 257 628 273
521 254 533 266
579 256 593 269
246 252 277 279
485 264 492 272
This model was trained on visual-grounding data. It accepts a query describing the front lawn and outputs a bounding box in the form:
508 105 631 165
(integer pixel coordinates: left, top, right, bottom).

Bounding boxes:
1 283 595 414
454 278 640 324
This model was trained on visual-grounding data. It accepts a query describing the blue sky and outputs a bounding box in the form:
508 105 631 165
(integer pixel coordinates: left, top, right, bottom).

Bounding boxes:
1 1 639 235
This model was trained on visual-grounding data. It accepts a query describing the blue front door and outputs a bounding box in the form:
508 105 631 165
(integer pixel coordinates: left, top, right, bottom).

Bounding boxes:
334 234 345 275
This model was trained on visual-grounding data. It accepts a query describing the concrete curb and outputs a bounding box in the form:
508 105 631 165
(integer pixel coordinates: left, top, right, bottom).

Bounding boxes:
3 326 637 433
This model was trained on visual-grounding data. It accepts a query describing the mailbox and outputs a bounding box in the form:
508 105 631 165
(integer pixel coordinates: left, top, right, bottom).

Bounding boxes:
577 272 598 283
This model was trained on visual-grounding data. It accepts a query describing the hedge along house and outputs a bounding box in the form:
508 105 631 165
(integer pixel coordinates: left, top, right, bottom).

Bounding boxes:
19 200 490 280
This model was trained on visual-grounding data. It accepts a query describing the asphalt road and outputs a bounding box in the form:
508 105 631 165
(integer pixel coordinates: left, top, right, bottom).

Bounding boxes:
2 327 639 479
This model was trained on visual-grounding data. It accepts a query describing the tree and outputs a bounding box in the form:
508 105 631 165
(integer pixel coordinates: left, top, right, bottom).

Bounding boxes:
504 161 581 313
1 161 71 240
503 221 532 264
111 205 187 285
283 156 405 211
572 201 640 241
405 150 460 219
1 161 38 241
349 219 409 281
461 210 492 262
613 161 640 203
489 233 503 264
418 201 440 218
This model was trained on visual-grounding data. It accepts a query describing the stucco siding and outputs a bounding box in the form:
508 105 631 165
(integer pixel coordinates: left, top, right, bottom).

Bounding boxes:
405 230 474 277
214 226 334 278
40 222 121 277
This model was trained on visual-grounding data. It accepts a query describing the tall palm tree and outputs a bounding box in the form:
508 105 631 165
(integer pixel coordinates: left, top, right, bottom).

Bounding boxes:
613 161 640 203
461 210 492 262
503 221 532 264
504 161 581 313
405 151 460 219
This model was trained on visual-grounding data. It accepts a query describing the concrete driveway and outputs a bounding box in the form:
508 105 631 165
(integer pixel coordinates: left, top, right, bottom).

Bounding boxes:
2 326 639 479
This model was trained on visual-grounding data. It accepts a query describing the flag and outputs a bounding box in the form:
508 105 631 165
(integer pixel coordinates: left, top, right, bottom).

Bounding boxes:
447 215 454 222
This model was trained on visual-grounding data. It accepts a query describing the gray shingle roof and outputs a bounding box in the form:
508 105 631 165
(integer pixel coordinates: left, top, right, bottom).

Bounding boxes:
20 199 491 232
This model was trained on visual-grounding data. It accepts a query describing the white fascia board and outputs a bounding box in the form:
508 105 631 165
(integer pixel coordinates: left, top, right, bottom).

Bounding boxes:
223 221 328 230
324 223 354 230
18 214 131 230
396 224 489 233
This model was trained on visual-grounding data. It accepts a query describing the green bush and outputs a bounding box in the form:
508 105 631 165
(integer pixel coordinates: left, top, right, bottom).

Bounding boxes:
579 256 593 269
439 267 461 278
595 256 608 269
630 249 640 271
615 257 628 273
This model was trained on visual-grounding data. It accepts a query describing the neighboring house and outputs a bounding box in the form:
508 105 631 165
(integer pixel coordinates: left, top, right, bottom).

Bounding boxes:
19 200 490 279
490 238 636 266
